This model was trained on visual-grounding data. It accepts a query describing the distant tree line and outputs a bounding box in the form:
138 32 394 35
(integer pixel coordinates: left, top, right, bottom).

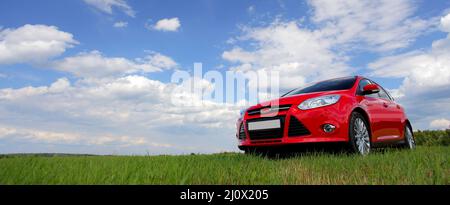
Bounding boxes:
414 129 450 146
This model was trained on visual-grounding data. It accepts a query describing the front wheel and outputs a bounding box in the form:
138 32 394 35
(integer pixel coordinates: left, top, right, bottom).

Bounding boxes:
348 112 371 155
402 124 416 149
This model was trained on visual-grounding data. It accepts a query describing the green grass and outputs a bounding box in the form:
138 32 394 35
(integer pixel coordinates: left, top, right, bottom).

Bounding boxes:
0 146 448 185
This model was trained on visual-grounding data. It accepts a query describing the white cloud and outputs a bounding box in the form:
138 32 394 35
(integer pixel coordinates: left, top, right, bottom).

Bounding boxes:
83 0 135 17
223 47 257 64
223 20 350 90
368 12 450 129
0 75 240 154
440 13 450 32
0 24 78 64
49 78 71 93
152 17 181 32
368 48 450 91
430 118 450 130
308 0 434 51
142 52 178 70
113 21 128 28
52 50 177 78
369 13 450 94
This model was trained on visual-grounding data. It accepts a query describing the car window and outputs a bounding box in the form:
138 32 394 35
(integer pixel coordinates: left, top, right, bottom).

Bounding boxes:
377 86 392 101
386 89 394 101
357 79 378 98
283 76 356 96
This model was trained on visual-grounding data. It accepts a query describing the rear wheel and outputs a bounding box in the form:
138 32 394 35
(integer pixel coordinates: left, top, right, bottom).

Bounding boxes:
402 124 416 149
348 112 371 155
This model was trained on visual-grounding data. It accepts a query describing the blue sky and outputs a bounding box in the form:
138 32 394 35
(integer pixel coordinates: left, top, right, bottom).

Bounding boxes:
0 0 450 154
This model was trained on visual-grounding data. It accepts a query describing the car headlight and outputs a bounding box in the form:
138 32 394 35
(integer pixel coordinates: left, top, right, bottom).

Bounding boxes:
298 95 341 110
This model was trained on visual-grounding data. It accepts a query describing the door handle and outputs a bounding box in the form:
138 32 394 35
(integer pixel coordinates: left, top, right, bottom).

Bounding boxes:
383 102 389 108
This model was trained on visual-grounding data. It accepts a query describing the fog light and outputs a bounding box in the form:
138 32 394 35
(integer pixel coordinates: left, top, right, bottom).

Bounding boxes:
323 124 336 133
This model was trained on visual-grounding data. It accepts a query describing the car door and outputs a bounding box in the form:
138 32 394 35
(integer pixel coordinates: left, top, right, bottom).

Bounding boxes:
376 85 403 140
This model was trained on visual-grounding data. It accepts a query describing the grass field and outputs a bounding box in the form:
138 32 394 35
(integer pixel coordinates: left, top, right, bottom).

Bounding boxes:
0 146 448 185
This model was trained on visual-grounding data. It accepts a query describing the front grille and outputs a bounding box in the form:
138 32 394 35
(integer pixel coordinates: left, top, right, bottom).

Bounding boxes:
288 116 311 137
238 123 246 140
247 104 291 115
247 116 285 140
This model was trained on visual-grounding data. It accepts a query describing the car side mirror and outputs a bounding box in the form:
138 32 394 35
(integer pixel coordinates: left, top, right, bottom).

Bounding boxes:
362 84 380 95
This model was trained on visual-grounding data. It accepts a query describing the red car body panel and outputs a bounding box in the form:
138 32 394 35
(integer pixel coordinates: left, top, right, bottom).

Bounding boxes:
236 76 409 149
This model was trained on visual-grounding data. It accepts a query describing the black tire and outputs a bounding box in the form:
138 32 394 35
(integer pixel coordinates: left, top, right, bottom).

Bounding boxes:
348 112 371 155
401 124 416 149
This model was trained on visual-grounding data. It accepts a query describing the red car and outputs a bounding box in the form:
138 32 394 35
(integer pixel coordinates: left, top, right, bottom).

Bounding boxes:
236 76 416 155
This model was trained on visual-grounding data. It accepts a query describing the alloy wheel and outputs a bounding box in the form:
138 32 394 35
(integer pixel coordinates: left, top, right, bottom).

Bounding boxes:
353 118 370 155
405 126 416 149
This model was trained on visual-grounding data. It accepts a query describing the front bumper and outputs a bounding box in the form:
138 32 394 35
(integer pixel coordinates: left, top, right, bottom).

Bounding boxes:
236 104 350 149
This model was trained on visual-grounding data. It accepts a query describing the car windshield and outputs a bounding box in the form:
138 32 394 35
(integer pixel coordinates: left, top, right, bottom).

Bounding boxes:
283 77 357 96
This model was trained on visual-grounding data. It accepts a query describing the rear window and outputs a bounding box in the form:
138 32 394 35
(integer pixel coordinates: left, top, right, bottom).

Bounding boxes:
283 77 356 96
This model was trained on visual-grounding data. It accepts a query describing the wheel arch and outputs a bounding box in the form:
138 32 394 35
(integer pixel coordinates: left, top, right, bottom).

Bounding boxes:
404 119 413 137
350 107 372 139
404 119 412 130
